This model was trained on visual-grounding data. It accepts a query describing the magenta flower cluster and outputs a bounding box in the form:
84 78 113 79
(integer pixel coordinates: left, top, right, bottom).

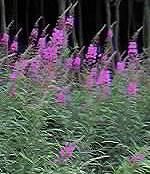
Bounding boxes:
128 152 144 163
128 41 138 56
1 6 141 101
96 68 110 85
127 81 137 95
66 55 81 69
86 44 97 59
59 143 76 160
0 33 9 46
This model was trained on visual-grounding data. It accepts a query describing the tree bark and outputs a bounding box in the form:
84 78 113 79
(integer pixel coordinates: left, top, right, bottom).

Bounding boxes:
105 0 111 27
114 0 121 52
0 0 6 33
57 0 66 15
78 0 83 47
40 0 45 27
26 0 30 36
143 0 150 52
12 0 18 32
128 0 133 39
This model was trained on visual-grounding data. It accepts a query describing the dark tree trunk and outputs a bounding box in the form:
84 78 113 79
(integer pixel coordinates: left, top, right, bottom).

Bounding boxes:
96 0 104 30
26 0 30 36
114 0 121 52
105 0 111 27
143 0 150 53
78 0 83 47
40 0 45 27
0 0 7 57
69 0 78 47
12 0 18 31
0 0 6 33
57 0 66 15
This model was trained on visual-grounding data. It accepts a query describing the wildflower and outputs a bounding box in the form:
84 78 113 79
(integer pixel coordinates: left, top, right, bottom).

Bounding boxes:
86 44 97 59
10 40 18 52
107 28 113 39
41 46 57 62
73 55 81 67
128 153 144 163
59 143 76 159
85 68 97 89
31 59 40 73
65 57 74 69
51 28 65 47
57 16 66 30
0 32 9 46
12 60 29 78
16 60 29 71
116 61 125 73
30 27 38 39
96 68 110 85
127 81 137 95
98 53 102 58
65 56 81 69
66 15 74 27
38 37 46 50
9 71 17 80
128 41 138 56
55 91 65 103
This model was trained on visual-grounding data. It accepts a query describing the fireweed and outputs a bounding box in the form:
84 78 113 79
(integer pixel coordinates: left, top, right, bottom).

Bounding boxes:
55 90 65 104
85 67 97 90
116 61 126 73
59 143 76 159
107 28 113 40
128 153 145 163
5 27 141 99
85 44 97 59
128 41 138 56
0 6 149 173
0 32 9 46
127 80 138 95
10 39 18 53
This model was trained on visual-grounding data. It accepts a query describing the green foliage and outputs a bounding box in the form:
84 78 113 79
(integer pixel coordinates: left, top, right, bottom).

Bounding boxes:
113 147 150 174
0 72 150 174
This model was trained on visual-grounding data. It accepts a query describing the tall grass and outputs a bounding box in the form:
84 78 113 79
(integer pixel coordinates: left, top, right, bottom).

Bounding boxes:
0 2 150 173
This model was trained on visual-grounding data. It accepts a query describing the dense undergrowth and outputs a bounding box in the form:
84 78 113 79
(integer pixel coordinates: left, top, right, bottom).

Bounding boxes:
0 72 150 174
0 2 150 173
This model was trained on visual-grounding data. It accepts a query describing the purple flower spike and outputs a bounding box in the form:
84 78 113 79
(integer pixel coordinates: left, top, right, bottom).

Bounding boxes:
96 68 110 85
59 143 76 159
55 91 65 104
9 71 17 80
66 15 74 27
127 81 137 95
65 58 74 69
73 56 81 67
10 40 18 52
116 61 125 73
107 28 113 38
30 28 38 39
85 68 97 89
51 28 65 47
128 41 138 56
86 44 97 59
0 33 9 46
128 153 144 163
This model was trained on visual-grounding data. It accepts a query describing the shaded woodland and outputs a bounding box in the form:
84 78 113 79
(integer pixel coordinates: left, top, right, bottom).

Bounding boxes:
1 0 149 52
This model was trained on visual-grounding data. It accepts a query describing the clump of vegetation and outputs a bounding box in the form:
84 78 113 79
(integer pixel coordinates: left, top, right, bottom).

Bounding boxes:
0 1 150 174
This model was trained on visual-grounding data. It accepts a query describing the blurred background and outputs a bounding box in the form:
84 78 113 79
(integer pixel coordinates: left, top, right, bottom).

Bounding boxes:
0 0 148 52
